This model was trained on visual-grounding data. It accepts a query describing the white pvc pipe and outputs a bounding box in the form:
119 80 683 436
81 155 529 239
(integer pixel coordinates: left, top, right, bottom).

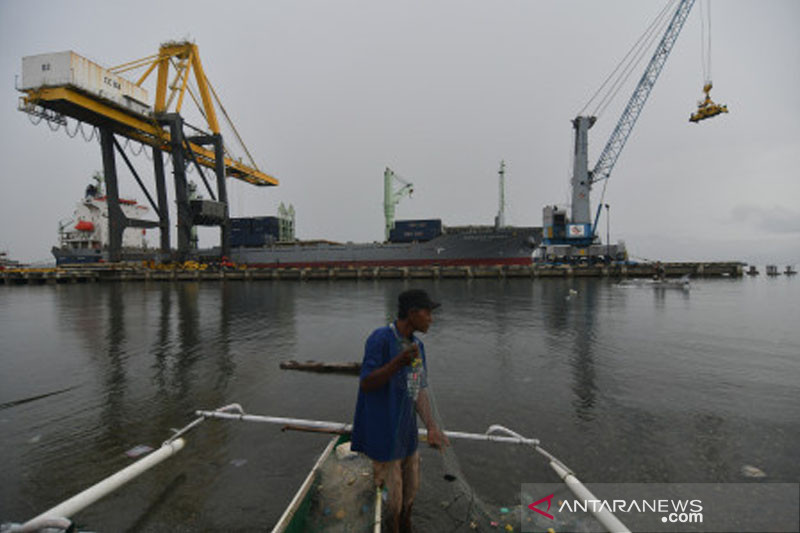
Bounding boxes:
549 461 631 533
195 411 540 446
19 438 185 532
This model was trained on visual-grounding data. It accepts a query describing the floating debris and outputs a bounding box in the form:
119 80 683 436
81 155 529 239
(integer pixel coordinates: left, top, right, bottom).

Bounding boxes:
230 458 248 468
741 465 767 478
28 434 41 444
124 445 153 458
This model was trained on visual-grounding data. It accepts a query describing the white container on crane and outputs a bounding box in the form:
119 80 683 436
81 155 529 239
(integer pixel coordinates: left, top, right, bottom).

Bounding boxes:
21 51 150 116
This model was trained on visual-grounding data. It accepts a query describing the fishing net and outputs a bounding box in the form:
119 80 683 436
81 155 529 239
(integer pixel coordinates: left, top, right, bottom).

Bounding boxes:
301 438 377 532
411 384 601 533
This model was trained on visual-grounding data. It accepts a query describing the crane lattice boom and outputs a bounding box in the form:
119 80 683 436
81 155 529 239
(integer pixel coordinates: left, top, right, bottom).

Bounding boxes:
590 0 695 186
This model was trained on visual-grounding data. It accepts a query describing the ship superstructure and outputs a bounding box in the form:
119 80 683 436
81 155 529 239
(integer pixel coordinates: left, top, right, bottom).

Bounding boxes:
53 175 153 264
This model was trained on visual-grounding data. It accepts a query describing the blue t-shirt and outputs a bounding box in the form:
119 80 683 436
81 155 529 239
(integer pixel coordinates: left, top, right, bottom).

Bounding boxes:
350 323 428 462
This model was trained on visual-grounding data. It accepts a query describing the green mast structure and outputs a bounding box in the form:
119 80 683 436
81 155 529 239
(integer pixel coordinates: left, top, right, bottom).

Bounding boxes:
383 167 413 241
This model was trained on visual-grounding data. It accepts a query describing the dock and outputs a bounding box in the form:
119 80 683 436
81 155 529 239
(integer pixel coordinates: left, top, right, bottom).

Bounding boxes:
1 262 745 285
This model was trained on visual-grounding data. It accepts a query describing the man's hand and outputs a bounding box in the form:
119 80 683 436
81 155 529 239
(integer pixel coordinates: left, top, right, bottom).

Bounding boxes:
426 426 450 449
393 344 419 368
361 344 419 392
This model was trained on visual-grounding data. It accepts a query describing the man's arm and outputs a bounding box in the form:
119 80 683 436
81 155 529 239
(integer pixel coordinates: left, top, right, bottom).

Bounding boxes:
360 344 417 392
416 387 450 449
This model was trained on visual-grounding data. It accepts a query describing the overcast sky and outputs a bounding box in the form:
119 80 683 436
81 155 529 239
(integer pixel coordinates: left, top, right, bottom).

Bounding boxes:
1 0 798 264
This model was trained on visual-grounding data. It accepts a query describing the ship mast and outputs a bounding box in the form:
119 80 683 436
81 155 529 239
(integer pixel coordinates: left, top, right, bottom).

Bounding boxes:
495 160 506 228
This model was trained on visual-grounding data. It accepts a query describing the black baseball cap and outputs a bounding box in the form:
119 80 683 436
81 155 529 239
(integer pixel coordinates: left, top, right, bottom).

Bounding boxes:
398 289 441 316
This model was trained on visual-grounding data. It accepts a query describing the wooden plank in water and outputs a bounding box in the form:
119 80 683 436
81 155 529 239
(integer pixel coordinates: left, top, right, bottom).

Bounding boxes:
279 360 361 375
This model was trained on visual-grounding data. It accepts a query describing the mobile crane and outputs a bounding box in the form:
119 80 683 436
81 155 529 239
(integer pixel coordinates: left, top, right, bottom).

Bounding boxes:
536 0 696 264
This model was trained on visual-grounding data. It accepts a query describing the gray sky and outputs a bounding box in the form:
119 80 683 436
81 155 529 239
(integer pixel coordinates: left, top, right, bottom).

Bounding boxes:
1 0 798 264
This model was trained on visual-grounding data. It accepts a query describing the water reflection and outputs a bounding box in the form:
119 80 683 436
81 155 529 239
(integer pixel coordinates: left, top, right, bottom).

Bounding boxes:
540 280 601 421
102 283 128 442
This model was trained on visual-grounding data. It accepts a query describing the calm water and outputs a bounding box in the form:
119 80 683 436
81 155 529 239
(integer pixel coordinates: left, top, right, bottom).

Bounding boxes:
1 276 798 530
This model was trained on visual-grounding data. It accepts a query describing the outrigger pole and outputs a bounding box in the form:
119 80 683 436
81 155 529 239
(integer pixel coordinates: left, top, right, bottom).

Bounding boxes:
8 404 629 533
196 404 630 533
10 439 186 532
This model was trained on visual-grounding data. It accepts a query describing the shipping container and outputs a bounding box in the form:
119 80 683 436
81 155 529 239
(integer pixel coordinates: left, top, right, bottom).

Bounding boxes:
229 216 280 246
389 219 442 243
190 200 226 223
389 228 441 243
21 51 150 116
393 219 442 232
230 218 252 232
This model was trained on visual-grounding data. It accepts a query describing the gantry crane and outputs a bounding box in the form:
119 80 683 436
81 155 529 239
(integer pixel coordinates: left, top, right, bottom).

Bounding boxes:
18 41 276 261
538 0 696 263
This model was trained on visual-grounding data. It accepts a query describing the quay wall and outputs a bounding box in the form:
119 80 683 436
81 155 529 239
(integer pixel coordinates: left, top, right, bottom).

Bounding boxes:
1 262 744 285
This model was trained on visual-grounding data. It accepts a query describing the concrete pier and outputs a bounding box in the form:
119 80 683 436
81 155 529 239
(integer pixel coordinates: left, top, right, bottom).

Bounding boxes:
1 261 746 285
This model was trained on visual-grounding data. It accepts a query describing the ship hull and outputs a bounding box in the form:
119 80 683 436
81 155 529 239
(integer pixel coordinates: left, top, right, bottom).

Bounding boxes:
52 227 542 267
229 227 540 268
51 246 160 265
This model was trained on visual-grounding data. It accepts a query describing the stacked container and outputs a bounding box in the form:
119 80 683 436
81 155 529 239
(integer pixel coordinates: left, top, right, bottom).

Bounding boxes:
230 217 281 247
388 219 442 243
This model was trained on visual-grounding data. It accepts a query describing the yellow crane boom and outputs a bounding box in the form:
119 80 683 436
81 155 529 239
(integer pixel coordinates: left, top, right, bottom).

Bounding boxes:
19 42 277 186
18 41 276 262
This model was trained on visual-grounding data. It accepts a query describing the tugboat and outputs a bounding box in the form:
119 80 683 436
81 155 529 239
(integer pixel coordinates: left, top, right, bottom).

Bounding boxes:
51 173 154 265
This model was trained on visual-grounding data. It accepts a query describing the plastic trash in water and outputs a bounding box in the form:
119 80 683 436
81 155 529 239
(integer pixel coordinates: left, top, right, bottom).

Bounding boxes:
741 464 766 478
125 445 153 458
230 458 248 468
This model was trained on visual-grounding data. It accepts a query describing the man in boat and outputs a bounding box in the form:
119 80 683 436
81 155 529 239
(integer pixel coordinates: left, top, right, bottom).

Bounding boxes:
351 288 450 533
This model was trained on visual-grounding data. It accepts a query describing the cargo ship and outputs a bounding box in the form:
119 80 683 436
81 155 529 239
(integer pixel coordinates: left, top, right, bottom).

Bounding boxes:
226 222 540 268
52 174 155 265
53 169 542 267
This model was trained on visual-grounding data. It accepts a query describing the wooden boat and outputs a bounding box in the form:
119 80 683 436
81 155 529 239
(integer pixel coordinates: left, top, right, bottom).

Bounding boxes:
272 434 381 533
